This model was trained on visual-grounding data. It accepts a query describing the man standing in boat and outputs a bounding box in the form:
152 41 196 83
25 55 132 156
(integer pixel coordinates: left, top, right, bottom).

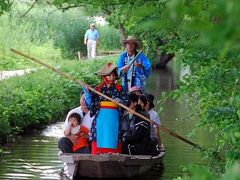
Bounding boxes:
117 36 152 92
83 62 128 154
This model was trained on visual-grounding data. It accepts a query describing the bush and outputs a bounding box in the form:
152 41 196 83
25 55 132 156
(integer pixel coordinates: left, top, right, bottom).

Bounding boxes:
0 57 114 143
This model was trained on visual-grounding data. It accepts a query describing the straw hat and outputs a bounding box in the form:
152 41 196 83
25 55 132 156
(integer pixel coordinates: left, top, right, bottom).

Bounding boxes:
129 86 142 93
96 62 118 78
122 36 142 49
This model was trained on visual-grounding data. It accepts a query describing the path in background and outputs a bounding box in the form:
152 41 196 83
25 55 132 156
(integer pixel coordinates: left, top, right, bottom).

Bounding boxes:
0 69 36 80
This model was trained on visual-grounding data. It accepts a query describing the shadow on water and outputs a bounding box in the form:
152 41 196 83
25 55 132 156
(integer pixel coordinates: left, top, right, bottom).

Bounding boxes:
0 64 211 180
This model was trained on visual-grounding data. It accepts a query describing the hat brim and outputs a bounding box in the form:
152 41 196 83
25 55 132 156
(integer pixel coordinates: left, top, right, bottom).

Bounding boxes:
122 39 142 49
95 68 119 79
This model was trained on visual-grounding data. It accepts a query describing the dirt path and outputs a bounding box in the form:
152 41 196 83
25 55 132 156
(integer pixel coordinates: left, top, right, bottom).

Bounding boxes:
0 69 35 80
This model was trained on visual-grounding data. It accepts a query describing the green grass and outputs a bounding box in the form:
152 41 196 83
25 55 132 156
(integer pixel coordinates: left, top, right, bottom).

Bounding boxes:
0 4 120 70
0 54 117 142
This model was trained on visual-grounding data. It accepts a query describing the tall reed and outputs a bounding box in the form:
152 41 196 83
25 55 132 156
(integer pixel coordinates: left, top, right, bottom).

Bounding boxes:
0 4 120 70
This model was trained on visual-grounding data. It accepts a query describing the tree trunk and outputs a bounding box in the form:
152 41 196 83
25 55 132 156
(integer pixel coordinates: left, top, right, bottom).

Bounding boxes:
118 23 126 42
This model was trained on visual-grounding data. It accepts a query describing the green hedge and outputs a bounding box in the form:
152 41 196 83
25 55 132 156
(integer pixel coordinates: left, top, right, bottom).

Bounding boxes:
0 58 114 143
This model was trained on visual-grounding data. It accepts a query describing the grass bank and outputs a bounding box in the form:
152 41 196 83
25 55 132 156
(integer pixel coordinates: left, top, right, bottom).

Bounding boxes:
0 55 117 145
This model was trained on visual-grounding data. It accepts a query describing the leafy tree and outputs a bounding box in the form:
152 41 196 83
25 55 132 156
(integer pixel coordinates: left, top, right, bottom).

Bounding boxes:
0 0 12 15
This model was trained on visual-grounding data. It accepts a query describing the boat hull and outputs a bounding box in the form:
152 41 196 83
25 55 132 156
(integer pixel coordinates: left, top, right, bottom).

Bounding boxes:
59 152 165 179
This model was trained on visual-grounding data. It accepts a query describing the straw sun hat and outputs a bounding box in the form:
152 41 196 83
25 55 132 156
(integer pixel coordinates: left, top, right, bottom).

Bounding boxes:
122 36 142 49
96 63 118 78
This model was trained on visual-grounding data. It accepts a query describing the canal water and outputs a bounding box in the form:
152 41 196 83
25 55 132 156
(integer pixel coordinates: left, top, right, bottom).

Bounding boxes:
0 62 211 179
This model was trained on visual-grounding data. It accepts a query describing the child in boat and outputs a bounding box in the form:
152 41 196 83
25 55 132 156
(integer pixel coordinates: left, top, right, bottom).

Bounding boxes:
64 113 90 153
83 62 128 154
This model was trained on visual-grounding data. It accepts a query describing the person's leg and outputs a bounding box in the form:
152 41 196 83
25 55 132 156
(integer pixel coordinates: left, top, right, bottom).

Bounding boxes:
91 41 97 59
58 137 73 153
87 40 92 59
91 141 98 154
74 146 90 154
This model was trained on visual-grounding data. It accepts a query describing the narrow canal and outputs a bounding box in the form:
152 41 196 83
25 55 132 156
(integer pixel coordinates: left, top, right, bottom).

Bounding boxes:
0 62 211 179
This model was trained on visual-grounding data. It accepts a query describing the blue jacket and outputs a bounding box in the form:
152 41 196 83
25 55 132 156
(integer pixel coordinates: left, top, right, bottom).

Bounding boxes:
117 51 151 92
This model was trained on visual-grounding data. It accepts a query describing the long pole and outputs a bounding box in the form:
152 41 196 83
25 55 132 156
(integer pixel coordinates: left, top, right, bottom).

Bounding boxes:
128 49 142 67
10 48 203 151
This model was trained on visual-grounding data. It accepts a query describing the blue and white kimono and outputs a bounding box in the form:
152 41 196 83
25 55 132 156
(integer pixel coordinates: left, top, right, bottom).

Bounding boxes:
117 51 151 92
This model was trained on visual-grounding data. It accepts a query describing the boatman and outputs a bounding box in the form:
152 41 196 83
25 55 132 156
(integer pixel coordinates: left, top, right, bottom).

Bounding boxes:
83 62 128 154
117 36 151 92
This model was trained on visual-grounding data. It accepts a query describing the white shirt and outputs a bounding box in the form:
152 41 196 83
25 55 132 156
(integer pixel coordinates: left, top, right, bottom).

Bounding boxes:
71 125 81 135
81 111 94 130
63 106 94 131
148 109 161 138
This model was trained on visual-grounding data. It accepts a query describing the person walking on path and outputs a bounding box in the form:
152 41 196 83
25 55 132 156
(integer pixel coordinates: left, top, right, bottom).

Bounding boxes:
117 36 151 92
84 23 100 60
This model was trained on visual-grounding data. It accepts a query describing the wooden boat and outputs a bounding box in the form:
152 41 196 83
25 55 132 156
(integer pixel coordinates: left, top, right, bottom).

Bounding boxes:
59 151 165 179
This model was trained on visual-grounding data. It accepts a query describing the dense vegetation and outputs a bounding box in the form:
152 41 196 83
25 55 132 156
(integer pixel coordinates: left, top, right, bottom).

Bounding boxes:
0 3 120 142
0 57 114 143
0 0 240 179
0 3 121 70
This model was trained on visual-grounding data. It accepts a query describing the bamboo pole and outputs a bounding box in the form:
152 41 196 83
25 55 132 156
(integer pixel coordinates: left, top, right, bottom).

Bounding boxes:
128 49 142 67
10 48 203 151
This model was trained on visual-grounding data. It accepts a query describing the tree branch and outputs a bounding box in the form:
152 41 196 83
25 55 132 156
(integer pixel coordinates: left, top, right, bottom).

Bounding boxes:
21 0 38 18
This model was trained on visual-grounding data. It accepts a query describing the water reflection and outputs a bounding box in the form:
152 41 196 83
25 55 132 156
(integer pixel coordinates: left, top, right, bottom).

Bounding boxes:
0 133 63 180
42 122 64 138
146 66 209 180
0 65 211 180
147 67 175 98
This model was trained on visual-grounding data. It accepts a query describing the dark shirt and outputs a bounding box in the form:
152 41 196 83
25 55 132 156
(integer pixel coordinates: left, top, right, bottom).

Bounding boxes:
122 108 151 143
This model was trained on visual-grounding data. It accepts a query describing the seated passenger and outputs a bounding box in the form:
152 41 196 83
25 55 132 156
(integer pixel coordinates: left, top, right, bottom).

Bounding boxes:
64 113 90 153
138 94 148 110
58 93 94 153
129 86 142 97
145 93 162 148
122 93 159 156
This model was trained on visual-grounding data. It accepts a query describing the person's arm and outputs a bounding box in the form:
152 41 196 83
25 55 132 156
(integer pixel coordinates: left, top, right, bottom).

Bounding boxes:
78 125 90 139
96 30 100 45
137 53 151 77
124 124 148 143
117 52 129 76
84 30 88 45
63 111 71 130
64 123 72 136
153 112 162 146
155 127 161 145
